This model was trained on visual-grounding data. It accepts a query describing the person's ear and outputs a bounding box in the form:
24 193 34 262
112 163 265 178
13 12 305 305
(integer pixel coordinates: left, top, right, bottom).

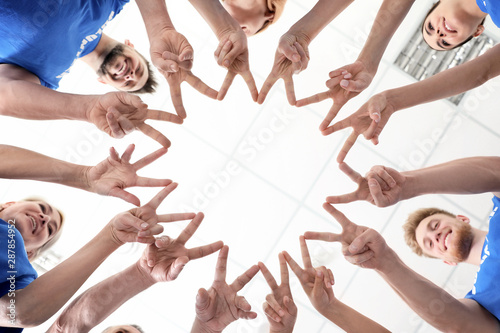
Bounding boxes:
444 260 457 266
473 25 485 37
97 77 107 84
0 202 16 211
456 215 470 224
124 39 135 49
27 250 35 261
264 12 275 22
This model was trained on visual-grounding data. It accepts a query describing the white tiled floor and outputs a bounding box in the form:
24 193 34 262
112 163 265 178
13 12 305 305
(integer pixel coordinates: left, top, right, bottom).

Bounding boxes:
3 0 499 332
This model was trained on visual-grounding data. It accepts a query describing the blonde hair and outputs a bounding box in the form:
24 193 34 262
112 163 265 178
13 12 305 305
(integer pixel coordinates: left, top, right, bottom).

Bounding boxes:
403 207 454 257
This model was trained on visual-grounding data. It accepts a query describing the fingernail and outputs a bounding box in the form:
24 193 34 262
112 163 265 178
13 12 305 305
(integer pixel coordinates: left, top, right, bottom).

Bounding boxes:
279 309 285 317
316 270 323 278
148 260 154 267
141 222 149 229
372 112 380 123
138 231 148 237
369 180 377 187
341 70 348 75
340 80 349 88
292 54 300 62
350 244 358 252
344 73 352 79
223 60 230 68
170 64 177 72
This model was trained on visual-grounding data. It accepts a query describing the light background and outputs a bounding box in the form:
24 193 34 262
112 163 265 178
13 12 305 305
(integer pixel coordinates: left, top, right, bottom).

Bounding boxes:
3 0 500 332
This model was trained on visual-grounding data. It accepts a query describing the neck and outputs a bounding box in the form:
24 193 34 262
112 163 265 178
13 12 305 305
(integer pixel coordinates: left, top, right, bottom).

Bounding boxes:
459 0 488 19
80 34 117 72
466 228 488 266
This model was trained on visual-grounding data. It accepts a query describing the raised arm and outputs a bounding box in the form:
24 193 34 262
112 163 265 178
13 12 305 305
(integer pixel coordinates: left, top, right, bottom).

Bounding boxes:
0 144 172 205
135 0 217 119
295 0 414 128
0 64 182 147
283 236 389 333
48 212 222 333
306 204 500 332
258 0 354 105
188 0 257 101
0 185 176 328
322 43 500 161
327 157 500 207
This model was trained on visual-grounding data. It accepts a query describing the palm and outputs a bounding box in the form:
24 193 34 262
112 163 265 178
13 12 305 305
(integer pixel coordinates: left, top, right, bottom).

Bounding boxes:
89 92 147 137
150 29 193 73
197 283 240 330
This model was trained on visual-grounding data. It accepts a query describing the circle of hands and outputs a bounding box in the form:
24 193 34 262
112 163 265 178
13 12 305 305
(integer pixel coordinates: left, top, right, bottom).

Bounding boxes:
84 18 414 332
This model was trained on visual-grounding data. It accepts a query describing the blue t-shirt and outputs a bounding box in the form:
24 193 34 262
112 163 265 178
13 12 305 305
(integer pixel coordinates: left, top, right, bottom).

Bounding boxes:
477 0 500 28
0 219 38 333
0 0 129 89
465 196 500 321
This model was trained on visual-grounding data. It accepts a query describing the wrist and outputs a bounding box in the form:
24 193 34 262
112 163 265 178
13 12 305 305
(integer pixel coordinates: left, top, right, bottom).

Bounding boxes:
400 171 418 199
191 318 221 333
132 261 157 289
78 165 92 192
375 247 400 275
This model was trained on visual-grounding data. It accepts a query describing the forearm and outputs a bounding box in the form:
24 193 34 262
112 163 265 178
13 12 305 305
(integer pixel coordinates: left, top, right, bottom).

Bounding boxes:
386 43 500 112
357 0 414 73
188 0 241 39
0 145 89 190
48 263 155 333
135 0 175 37
401 156 500 199
321 300 389 333
0 226 121 327
0 76 92 121
288 0 353 43
376 250 476 332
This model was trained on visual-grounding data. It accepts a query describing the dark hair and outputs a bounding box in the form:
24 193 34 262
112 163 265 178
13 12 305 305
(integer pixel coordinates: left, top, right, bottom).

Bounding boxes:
131 54 158 94
422 1 485 50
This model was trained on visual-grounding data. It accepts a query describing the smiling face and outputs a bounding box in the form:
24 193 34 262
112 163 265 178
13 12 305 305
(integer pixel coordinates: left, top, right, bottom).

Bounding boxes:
415 213 474 264
0 200 62 256
222 0 274 36
422 2 485 50
97 42 149 91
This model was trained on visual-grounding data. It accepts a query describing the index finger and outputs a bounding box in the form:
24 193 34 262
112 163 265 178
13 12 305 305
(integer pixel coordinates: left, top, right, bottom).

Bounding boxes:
321 117 352 136
295 91 330 107
303 231 341 242
133 147 168 170
241 70 258 102
168 82 187 119
336 131 359 163
185 72 218 100
278 252 289 285
283 76 296 106
146 109 183 124
230 264 260 292
322 202 353 230
319 102 343 131
137 123 171 148
145 183 178 210
177 212 204 245
339 162 362 184
257 72 279 104
299 235 312 269
188 240 224 260
282 251 303 279
217 71 236 101
214 245 229 282
258 261 278 290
